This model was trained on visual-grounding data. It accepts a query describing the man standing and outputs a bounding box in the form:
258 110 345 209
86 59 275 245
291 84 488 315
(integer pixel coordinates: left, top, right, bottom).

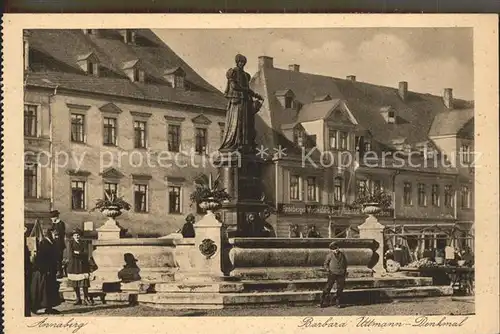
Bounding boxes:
320 243 348 308
50 210 66 278
307 225 322 238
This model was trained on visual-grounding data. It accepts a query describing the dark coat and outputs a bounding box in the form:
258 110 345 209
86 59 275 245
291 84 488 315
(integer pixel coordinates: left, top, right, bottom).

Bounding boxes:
30 238 61 310
307 230 321 238
24 240 32 316
66 239 89 275
52 220 66 250
324 250 348 275
181 222 195 238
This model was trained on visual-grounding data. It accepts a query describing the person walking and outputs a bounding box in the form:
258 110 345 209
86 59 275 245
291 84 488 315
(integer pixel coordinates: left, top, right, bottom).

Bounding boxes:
30 227 61 314
320 243 348 308
24 226 32 316
50 210 66 278
67 228 92 305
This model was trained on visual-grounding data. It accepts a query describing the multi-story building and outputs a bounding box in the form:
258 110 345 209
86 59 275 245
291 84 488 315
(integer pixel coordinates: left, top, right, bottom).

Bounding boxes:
23 29 227 236
250 56 474 250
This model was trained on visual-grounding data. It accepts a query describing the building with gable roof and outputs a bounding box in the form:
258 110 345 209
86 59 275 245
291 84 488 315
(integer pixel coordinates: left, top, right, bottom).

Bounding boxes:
23 29 227 236
250 56 474 252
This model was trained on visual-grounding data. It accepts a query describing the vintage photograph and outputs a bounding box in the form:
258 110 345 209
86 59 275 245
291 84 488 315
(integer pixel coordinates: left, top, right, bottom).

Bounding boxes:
2 11 498 334
19 25 481 318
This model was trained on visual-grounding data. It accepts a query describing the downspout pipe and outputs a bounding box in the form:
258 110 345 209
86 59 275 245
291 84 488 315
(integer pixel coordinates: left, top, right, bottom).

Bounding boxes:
48 84 59 210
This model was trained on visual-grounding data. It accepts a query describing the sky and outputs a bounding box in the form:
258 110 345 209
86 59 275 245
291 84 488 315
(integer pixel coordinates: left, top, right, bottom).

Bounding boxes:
154 28 474 100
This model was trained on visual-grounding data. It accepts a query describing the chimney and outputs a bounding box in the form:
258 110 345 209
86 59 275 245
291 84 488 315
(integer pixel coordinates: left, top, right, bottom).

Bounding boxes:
288 64 300 72
23 30 30 71
398 81 408 101
443 88 453 109
258 56 274 70
346 75 356 82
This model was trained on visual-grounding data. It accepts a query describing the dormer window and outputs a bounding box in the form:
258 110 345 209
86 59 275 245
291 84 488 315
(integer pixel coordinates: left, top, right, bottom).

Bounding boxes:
388 110 395 123
164 67 186 89
380 106 396 124
123 59 145 83
275 89 298 110
77 52 100 77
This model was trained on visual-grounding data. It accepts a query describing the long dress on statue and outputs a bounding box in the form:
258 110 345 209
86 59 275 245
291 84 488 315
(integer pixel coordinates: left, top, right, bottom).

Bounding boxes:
220 67 255 151
30 238 61 311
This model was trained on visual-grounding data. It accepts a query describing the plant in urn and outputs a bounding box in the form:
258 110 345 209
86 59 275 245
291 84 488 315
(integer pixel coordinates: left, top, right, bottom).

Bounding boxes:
91 194 131 228
190 173 231 215
353 190 392 216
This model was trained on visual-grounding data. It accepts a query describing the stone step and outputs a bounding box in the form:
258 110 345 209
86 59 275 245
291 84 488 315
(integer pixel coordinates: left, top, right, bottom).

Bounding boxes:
230 266 374 280
138 285 453 309
153 276 432 293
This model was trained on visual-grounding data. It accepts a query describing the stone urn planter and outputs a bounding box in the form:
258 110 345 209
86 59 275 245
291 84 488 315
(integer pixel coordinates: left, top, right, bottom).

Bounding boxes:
101 205 122 219
199 197 222 213
362 202 382 215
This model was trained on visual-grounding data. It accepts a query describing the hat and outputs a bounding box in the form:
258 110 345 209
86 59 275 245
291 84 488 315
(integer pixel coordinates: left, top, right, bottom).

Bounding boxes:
186 213 195 222
124 253 138 263
329 242 340 250
235 54 247 64
72 228 83 236
50 210 60 217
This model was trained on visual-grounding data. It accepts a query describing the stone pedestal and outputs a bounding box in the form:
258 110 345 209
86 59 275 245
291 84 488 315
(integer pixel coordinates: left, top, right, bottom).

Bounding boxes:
193 211 224 278
216 151 269 237
358 214 386 276
96 218 121 240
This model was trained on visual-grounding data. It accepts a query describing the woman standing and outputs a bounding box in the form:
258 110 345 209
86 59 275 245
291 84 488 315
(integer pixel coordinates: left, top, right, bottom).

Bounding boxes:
67 228 92 305
30 228 61 314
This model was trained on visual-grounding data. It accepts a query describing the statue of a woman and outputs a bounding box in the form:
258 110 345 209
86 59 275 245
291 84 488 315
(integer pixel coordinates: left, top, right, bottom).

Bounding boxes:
220 54 263 152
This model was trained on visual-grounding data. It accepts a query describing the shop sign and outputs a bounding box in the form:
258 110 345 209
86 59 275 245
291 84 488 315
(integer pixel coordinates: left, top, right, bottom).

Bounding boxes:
277 203 393 217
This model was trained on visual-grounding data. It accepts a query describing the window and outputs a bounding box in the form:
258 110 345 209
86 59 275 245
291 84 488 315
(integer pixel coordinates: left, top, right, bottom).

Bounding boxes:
333 177 343 203
329 129 337 149
363 141 371 153
417 183 427 206
133 68 140 82
24 104 37 137
195 127 207 154
285 96 293 109
174 76 184 88
461 186 470 209
168 124 181 152
24 163 37 198
444 185 453 208
169 186 182 214
403 182 412 205
306 177 317 202
388 110 395 123
372 180 382 194
293 128 304 147
88 61 95 75
134 184 148 212
460 144 471 164
103 117 117 145
290 175 300 200
357 179 368 198
134 121 147 148
306 135 317 148
104 182 118 200
431 184 440 206
339 132 348 150
71 181 86 210
71 114 85 143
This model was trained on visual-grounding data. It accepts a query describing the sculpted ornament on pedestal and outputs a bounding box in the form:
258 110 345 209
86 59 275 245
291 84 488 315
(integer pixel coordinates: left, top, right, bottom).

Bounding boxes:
219 54 264 153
